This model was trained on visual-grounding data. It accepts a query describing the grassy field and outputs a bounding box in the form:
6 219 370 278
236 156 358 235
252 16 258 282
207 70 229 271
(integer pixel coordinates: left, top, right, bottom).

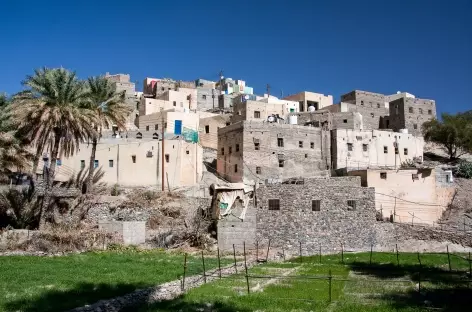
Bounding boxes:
0 249 228 312
130 252 472 312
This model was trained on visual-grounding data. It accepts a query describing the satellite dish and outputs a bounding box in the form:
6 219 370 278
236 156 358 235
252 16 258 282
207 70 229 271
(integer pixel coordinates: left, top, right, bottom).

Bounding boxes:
244 95 249 100
308 106 315 112
267 116 275 122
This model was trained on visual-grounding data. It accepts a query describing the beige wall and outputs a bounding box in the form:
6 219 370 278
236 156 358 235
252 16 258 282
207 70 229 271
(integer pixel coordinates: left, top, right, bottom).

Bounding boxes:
42 139 202 188
158 88 197 110
232 100 290 123
349 169 447 225
139 110 199 135
139 97 188 116
199 115 231 149
283 91 333 112
332 129 424 170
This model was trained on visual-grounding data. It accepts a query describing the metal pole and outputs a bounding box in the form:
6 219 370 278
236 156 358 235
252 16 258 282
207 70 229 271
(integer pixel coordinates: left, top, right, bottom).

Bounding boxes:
299 241 302 264
396 244 400 266
341 243 344 264
201 251 207 283
447 245 452 272
256 240 259 262
319 244 322 264
244 242 250 294
217 247 222 279
161 110 165 191
182 253 187 291
328 269 332 302
233 244 238 274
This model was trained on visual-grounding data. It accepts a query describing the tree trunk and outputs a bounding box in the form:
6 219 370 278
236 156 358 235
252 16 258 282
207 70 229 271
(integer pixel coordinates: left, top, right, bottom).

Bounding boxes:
39 133 61 229
85 137 97 194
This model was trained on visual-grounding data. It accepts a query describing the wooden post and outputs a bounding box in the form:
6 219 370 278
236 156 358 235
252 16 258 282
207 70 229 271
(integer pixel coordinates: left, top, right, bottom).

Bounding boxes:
319 244 322 264
282 245 286 261
182 253 187 291
233 244 238 274
341 243 344 264
244 242 250 294
201 251 207 283
369 244 373 265
166 172 171 194
468 252 471 280
299 241 302 264
417 252 422 267
447 245 452 272
396 244 400 266
411 212 414 225
328 269 332 302
217 247 222 279
266 239 271 262
256 240 259 262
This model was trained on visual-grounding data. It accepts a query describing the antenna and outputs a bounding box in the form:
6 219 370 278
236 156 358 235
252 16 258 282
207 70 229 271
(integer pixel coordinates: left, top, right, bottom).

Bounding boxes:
266 84 271 98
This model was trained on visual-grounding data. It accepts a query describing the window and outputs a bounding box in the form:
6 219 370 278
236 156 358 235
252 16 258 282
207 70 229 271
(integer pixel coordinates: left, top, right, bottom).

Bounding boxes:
256 166 261 174
380 172 387 179
205 125 209 134
173 101 176 106
152 133 159 140
384 146 388 154
428 109 432 115
165 154 170 163
363 144 368 152
186 150 190 155
132 155 136 163
299 141 303 148
419 108 423 114
254 142 260 150
395 147 399 154
80 160 85 169
161 87 164 91
377 103 381 108
226 122 230 126
94 160 99 168
236 144 240 152
361 100 364 106
404 148 408 155
413 124 418 130
371 113 375 118
310 142 314 149
343 119 347 123
164 122 167 129
56 159 62 166
202 95 207 100
155 124 159 130
412 173 419 180
347 200 356 210
254 111 261 118
221 147 224 155
136 132 142 139
395 105 399 114
229 146 232 154
277 138 284 147
347 143 353 151
146 125 149 131
312 200 321 211
305 154 308 158
268 199 280 210
234 164 238 172
409 107 413 113
109 160 114 168
278 160 284 167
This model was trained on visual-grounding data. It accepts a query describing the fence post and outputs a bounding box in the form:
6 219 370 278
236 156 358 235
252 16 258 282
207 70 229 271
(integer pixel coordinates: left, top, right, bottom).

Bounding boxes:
319 244 322 264
417 252 422 267
369 244 373 265
328 269 332 303
447 245 452 272
341 243 344 264
396 244 400 266
201 251 207 284
182 253 187 291
244 241 250 294
282 245 286 261
233 244 238 274
266 239 271 262
468 252 471 280
417 252 422 294
217 247 222 279
411 212 414 226
256 240 259 262
299 241 302 264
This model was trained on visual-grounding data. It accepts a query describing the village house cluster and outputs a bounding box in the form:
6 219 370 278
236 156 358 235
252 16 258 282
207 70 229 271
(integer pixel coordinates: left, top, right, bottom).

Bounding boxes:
46 72 455 243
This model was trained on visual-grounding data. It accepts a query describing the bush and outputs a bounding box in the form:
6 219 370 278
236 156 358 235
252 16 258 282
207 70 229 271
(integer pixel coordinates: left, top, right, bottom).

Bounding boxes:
110 184 121 196
143 190 158 201
456 161 472 179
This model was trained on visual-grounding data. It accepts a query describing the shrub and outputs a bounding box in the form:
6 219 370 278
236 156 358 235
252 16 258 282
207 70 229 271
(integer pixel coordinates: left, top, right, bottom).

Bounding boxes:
111 184 121 196
143 190 158 201
456 161 472 179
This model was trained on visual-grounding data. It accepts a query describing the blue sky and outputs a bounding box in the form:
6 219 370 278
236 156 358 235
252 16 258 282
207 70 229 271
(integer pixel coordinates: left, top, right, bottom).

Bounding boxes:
1 0 471 115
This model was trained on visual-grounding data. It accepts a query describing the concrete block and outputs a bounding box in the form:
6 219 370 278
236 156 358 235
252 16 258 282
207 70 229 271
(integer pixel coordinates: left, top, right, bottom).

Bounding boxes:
99 221 146 245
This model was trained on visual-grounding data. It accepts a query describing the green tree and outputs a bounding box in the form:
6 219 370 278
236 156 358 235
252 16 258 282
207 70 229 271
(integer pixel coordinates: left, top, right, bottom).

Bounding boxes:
9 67 96 227
422 113 472 160
82 76 130 193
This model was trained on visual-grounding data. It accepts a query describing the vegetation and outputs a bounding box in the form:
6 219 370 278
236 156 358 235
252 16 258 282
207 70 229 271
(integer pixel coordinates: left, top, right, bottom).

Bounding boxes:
456 160 472 179
130 252 472 312
0 250 229 312
422 112 472 160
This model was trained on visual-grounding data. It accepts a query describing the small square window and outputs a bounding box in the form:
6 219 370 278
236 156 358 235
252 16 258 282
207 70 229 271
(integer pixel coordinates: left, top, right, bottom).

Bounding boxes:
412 174 419 180
395 147 399 154
155 124 159 130
343 119 348 123
413 124 418 130
361 101 364 106
384 146 388 154
254 111 261 118
234 164 238 173
256 166 261 174
226 122 230 126
404 148 408 155
419 108 423 114
173 101 176 106
347 200 356 210
202 95 207 100
109 160 114 167
132 155 136 163
310 142 314 149
205 125 209 134
161 87 165 91
377 103 380 108
164 122 167 129
277 138 284 147
56 159 62 166
363 144 368 152
94 160 99 168
221 148 224 155
347 143 353 151
409 107 413 113
380 172 387 179
312 200 321 211
229 146 232 154
268 199 280 210
236 144 240 152
80 160 85 169
305 154 308 158
146 125 149 131
299 141 303 148
186 150 190 155
254 143 260 150
278 160 284 168
428 110 432 115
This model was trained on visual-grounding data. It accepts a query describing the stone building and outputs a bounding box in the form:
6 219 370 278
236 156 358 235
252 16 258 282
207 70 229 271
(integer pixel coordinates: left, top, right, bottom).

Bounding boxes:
199 114 231 149
139 88 197 117
216 176 376 252
388 97 436 136
196 87 221 111
218 94 237 111
231 99 297 123
105 73 139 131
216 121 330 183
348 168 454 224
339 90 390 130
331 129 424 170
283 91 333 112
143 77 195 98
290 111 364 130
139 109 200 138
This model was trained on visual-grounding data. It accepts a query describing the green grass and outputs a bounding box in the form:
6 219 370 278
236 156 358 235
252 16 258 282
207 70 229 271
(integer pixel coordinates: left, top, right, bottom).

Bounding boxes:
0 249 229 312
130 252 472 312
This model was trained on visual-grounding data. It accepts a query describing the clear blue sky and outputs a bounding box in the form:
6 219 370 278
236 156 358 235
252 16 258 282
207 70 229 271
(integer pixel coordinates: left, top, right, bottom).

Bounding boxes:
1 0 471 115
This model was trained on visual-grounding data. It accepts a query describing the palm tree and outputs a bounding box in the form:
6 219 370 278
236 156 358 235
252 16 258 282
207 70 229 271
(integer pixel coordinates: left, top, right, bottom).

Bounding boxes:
82 76 129 193
0 131 32 182
9 67 97 226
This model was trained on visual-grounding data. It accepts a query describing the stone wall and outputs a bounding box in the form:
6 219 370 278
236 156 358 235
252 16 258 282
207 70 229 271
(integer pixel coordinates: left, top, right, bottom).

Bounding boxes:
196 88 221 111
291 111 363 131
341 90 386 107
389 97 436 136
342 102 389 130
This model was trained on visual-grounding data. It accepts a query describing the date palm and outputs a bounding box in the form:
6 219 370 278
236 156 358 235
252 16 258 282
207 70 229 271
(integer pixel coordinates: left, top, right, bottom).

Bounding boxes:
82 76 129 193
9 67 96 226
